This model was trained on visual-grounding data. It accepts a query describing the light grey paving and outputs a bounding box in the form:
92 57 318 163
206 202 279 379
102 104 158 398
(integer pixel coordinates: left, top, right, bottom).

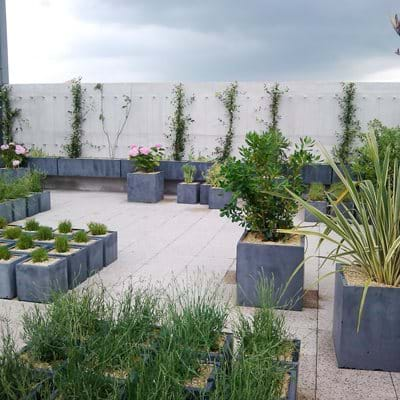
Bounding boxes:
0 190 398 400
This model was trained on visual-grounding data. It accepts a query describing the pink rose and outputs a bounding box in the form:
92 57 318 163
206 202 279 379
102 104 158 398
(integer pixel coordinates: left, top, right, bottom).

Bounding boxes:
12 160 20 168
130 144 138 149
15 145 27 155
139 147 150 155
154 144 162 149
1 144 9 150
129 147 139 157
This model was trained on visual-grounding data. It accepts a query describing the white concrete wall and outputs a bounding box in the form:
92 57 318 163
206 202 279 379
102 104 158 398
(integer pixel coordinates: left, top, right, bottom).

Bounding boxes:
9 82 400 159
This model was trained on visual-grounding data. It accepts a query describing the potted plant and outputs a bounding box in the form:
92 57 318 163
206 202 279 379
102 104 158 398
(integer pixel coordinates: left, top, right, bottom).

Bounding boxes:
304 183 327 222
34 225 55 245
127 144 165 203
6 177 28 221
10 232 44 255
16 247 68 303
0 143 28 180
23 218 41 235
49 235 88 290
177 164 200 204
282 131 400 372
221 130 317 310
2 225 22 241
206 163 232 210
87 222 118 267
54 220 73 237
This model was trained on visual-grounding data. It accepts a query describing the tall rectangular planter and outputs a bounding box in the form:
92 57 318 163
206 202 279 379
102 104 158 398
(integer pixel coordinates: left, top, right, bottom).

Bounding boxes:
26 193 41 217
39 191 51 212
58 158 121 177
200 184 211 205
301 164 332 185
27 157 58 176
0 200 13 222
127 171 164 203
236 232 304 310
0 254 28 299
177 183 200 204
304 201 327 223
333 266 400 372
11 197 27 221
16 256 68 303
88 231 118 267
208 188 232 210
159 161 213 181
120 159 134 178
70 239 104 276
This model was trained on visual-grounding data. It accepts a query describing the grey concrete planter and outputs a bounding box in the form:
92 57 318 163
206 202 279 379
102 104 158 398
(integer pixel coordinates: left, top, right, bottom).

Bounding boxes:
88 231 118 267
26 193 41 217
236 231 304 310
70 238 104 276
177 182 200 204
27 157 58 176
49 246 88 289
127 171 164 203
0 254 28 299
16 256 68 303
304 200 328 223
329 201 354 218
159 160 213 181
302 164 332 185
38 191 51 212
200 184 211 205
58 158 121 177
0 200 13 222
0 167 29 182
120 159 134 178
11 197 27 221
208 187 232 209
333 266 400 372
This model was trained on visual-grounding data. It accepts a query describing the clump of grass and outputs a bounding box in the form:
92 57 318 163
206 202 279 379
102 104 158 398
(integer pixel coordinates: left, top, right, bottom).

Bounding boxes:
308 182 325 201
0 217 7 229
3 226 22 240
182 164 196 184
88 222 108 235
24 218 41 231
73 230 89 243
35 226 54 241
16 233 35 250
31 248 49 263
58 220 72 234
55 235 69 253
0 245 11 260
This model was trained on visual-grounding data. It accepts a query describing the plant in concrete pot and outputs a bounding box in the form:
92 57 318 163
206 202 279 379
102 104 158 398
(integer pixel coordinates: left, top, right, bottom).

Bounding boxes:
24 218 41 234
3 226 22 240
177 164 200 204
0 143 28 169
6 177 28 221
16 247 68 303
221 129 316 310
206 162 232 209
127 144 165 203
304 183 327 223
87 222 118 267
282 131 400 371
25 170 50 213
34 226 55 244
56 219 73 236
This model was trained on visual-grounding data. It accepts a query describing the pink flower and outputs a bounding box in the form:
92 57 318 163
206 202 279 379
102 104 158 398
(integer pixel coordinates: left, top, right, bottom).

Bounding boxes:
154 144 162 149
129 147 139 157
139 147 150 155
130 144 138 149
12 160 20 168
1 144 9 150
15 145 27 155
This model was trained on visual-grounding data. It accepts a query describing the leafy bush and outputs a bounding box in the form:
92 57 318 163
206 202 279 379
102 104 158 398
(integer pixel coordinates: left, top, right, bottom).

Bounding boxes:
204 163 224 188
58 220 72 234
221 129 317 241
0 217 7 229
24 219 40 231
55 235 69 253
16 233 34 250
88 222 107 236
3 226 22 240
129 144 164 173
0 245 11 260
73 230 89 243
0 143 27 168
308 183 325 201
31 248 49 263
35 226 54 241
182 164 196 184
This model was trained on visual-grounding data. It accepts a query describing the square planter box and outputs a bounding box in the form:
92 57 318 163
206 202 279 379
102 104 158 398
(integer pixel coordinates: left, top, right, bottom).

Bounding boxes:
39 191 51 212
88 231 117 267
127 171 164 203
49 246 88 290
304 200 328 223
16 256 68 303
26 157 59 176
0 200 13 222
58 158 121 177
208 188 232 210
177 182 200 204
26 193 41 217
11 197 27 221
333 266 400 372
200 184 211 205
301 164 332 185
70 238 104 276
236 232 304 311
0 254 28 299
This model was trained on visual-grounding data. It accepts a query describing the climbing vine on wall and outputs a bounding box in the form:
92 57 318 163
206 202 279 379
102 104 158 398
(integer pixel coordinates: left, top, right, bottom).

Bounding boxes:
0 85 22 143
333 82 360 164
167 83 195 161
264 82 287 131
94 83 132 159
215 82 239 162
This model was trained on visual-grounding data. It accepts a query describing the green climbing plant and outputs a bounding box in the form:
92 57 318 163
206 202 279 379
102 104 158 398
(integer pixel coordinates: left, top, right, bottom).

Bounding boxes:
265 83 287 130
167 83 195 161
215 82 239 162
0 85 22 143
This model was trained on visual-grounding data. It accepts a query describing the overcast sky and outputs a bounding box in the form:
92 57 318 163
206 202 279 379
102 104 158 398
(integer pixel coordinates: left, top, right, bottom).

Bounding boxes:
5 0 400 83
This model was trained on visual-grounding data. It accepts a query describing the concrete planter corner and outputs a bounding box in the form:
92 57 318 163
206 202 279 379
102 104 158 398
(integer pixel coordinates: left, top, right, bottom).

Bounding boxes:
26 193 41 217
177 182 200 204
0 254 29 299
127 171 164 203
11 198 27 221
304 200 328 223
88 231 118 267
39 191 51 212
208 187 232 210
200 183 211 205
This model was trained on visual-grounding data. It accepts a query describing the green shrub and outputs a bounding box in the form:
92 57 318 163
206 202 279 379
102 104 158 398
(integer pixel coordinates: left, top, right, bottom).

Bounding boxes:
3 226 22 240
182 164 196 184
0 216 7 229
0 245 11 260
73 230 88 243
16 233 34 250
35 226 54 241
25 171 45 193
328 182 351 202
24 219 40 231
205 163 224 188
58 220 72 234
87 222 107 235
55 236 69 253
31 248 49 263
6 178 28 199
308 183 325 201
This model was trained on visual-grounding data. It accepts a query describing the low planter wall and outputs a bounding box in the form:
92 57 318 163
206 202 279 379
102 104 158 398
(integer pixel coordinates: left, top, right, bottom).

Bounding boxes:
58 158 121 178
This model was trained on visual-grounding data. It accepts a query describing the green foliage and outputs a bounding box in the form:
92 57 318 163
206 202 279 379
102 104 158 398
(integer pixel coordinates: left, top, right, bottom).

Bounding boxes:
35 226 54 241
0 217 7 229
130 145 164 173
31 248 49 263
167 83 195 161
328 182 352 202
16 233 34 250
73 230 89 243
5 177 29 199
308 183 325 201
25 170 45 193
64 77 86 158
28 146 48 158
182 163 196 184
333 82 360 164
215 82 239 162
3 226 22 240
0 85 21 143
265 82 287 130
24 219 40 231
55 235 70 253
220 129 317 241
58 220 72 234
205 162 225 188
88 222 107 235
0 245 11 260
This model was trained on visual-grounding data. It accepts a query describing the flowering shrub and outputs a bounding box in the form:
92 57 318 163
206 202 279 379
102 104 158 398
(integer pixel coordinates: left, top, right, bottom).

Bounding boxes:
0 143 28 168
129 144 164 173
